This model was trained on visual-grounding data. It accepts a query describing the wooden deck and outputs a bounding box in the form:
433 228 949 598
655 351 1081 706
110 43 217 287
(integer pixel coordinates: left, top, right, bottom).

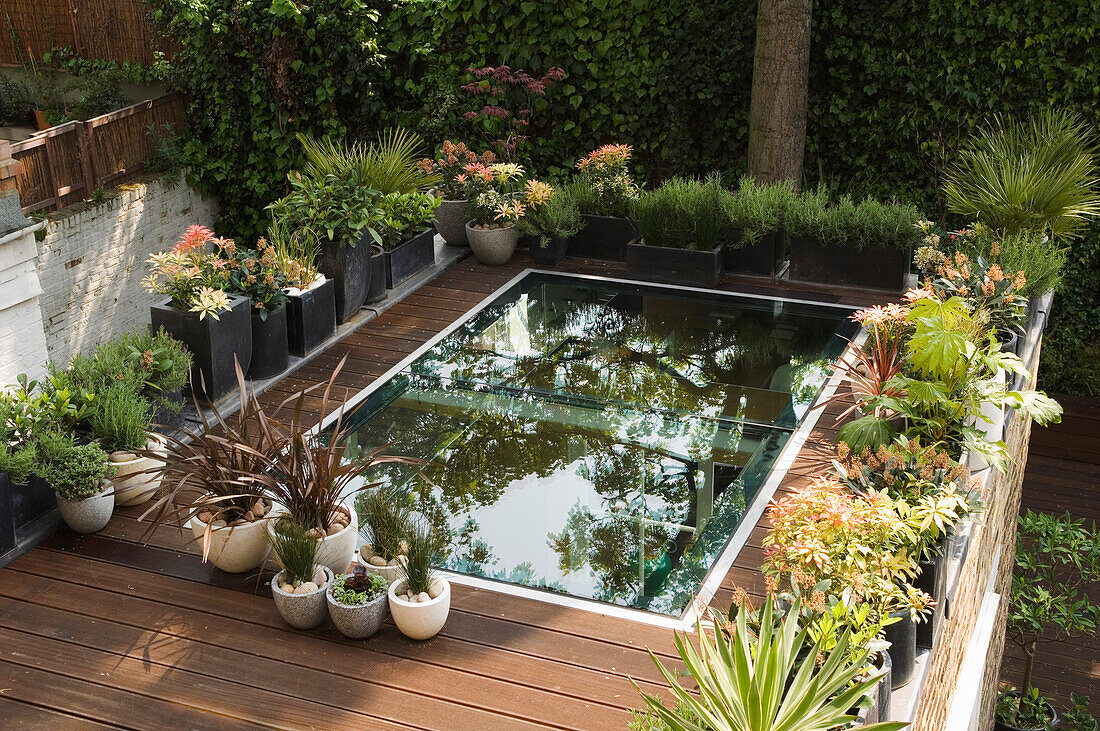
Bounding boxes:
0 253 892 729
1000 395 1100 717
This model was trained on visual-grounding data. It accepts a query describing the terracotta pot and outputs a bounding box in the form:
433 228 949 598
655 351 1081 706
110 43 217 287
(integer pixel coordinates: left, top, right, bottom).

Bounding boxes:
466 223 518 265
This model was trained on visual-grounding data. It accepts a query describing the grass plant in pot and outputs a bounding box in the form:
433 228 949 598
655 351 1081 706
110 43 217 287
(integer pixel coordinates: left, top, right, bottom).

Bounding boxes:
269 218 336 358
517 181 583 266
356 484 412 583
327 564 389 639
996 510 1100 731
84 384 164 507
627 175 730 288
270 518 333 630
417 140 495 246
389 520 450 640
566 144 640 261
39 431 114 535
145 225 251 403
721 177 797 277
220 236 291 380
377 191 439 289
464 163 532 265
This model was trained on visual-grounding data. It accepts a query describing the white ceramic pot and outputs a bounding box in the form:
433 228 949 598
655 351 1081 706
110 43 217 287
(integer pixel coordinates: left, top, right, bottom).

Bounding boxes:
268 500 359 575
56 481 115 534
109 433 167 507
388 577 451 640
357 549 405 583
271 566 333 630
189 500 275 573
466 223 518 265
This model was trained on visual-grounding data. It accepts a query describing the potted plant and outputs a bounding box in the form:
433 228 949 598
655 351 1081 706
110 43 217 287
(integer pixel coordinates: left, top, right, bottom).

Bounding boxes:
356 484 412 583
517 181 582 266
39 431 114 535
634 598 906 731
145 225 252 404
388 521 450 640
327 564 389 639
417 141 496 246
464 163 530 266
217 236 291 379
84 384 165 507
566 144 641 260
786 191 921 291
269 518 333 630
627 175 730 288
267 172 383 324
269 218 336 358
377 191 440 288
721 177 797 277
997 510 1100 731
928 247 1030 353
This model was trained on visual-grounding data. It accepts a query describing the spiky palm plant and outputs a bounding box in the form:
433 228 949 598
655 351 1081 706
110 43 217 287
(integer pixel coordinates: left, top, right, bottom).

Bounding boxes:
944 109 1100 240
297 128 440 195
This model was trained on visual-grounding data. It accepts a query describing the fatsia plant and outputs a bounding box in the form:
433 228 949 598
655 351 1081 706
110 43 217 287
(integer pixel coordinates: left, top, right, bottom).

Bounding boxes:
297 128 440 195
944 109 1100 240
634 599 906 731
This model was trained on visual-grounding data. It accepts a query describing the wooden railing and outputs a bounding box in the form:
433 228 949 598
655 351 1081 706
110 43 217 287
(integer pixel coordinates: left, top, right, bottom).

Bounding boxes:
11 93 186 213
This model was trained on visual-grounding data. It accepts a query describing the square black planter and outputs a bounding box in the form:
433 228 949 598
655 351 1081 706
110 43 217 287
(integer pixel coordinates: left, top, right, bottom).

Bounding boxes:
287 278 337 357
626 241 725 288
723 229 785 277
366 247 387 305
151 295 252 404
248 302 289 380
788 237 910 291
317 231 373 324
0 473 61 568
530 236 570 266
568 215 637 261
385 228 436 288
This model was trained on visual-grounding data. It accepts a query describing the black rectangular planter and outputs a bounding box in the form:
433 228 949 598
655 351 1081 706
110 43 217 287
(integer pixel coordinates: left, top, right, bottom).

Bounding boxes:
626 241 724 288
568 215 637 261
385 228 436 289
248 302 289 380
0 473 61 568
723 229 785 277
317 232 373 324
530 236 570 266
286 278 337 358
788 237 910 291
151 295 252 404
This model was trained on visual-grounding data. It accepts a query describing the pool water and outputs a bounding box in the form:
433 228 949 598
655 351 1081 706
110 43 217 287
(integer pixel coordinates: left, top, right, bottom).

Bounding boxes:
335 272 857 616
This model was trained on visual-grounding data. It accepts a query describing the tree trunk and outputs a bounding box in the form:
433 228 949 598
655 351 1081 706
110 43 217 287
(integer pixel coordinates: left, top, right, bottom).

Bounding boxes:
747 0 814 189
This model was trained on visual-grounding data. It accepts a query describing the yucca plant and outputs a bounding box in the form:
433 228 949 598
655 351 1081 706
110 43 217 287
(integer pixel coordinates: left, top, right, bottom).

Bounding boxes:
944 109 1100 240
297 128 440 195
634 599 906 731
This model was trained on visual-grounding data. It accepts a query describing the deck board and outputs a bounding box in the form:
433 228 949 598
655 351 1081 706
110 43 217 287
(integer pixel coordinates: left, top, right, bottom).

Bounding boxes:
0 252 901 728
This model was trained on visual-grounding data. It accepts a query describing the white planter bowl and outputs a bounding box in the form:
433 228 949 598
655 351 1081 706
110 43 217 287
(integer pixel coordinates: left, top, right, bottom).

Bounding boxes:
268 500 359 575
388 577 451 640
110 434 167 507
56 481 115 534
189 503 274 574
356 549 404 584
466 223 518 265
272 566 333 630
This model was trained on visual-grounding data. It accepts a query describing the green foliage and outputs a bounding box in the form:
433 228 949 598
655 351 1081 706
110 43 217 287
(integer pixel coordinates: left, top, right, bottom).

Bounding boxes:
517 185 583 247
267 172 383 249
356 485 413 561
376 191 440 250
723 178 798 245
86 384 151 453
996 687 1055 730
634 175 730 251
147 0 388 241
399 520 443 595
144 123 188 187
66 328 191 416
330 566 387 605
270 518 320 587
784 190 924 250
1060 694 1097 731
297 128 439 195
38 431 111 502
947 224 1066 300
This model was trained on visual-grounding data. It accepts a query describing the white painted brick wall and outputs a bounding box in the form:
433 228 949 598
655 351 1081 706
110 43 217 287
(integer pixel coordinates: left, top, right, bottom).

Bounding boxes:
35 175 219 367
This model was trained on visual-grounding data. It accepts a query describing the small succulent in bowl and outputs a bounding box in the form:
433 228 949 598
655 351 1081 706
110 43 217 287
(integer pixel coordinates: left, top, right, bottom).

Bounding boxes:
328 565 389 639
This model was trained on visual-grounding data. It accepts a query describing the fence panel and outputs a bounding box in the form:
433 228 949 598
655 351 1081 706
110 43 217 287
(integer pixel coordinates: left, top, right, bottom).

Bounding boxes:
11 121 90 212
1 0 168 66
88 93 185 186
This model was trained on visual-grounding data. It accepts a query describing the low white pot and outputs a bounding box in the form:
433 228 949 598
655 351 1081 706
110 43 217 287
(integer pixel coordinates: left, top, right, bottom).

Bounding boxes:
109 433 167 507
271 566 333 630
357 549 404 584
268 500 359 575
388 577 451 640
56 481 115 534
466 223 518 265
189 499 275 573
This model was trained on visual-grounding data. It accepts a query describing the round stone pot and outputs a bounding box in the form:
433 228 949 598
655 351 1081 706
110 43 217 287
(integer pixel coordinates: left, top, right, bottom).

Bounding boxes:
109 434 167 507
388 577 451 640
268 500 358 575
357 548 404 584
466 223 518 266
56 481 115 534
189 500 275 573
327 581 389 639
434 198 470 246
271 566 333 630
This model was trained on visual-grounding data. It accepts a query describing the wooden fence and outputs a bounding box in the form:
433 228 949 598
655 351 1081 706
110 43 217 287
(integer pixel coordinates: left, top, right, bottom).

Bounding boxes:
11 93 186 213
1 0 170 67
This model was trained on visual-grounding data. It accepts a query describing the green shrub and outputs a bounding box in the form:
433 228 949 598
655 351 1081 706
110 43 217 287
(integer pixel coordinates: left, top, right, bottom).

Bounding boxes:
949 225 1067 299
67 329 191 416
376 191 440 250
634 176 729 251
783 190 922 249
781 187 831 241
267 172 384 250
38 432 111 502
87 385 151 453
722 178 798 245
517 186 584 247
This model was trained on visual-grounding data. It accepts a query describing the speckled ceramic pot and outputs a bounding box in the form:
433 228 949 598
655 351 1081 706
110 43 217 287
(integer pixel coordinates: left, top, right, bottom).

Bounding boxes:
56 481 114 534
356 549 404 584
271 566 333 630
466 223 518 266
327 580 389 639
